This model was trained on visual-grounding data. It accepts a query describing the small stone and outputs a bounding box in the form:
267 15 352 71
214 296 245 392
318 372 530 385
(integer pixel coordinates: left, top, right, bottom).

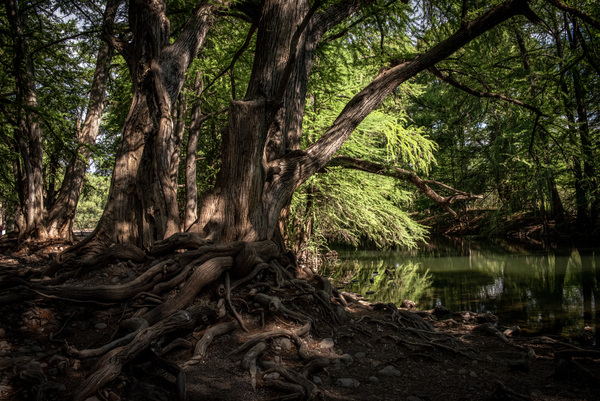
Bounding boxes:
312 376 322 384
263 372 280 381
17 346 31 353
407 396 422 401
401 300 416 309
336 378 360 387
319 338 335 349
0 328 5 338
368 376 379 383
338 353 353 365
30 346 43 353
378 365 402 377
469 371 477 378
110 277 119 284
354 352 365 359
458 368 468 375
95 323 108 330
276 338 292 351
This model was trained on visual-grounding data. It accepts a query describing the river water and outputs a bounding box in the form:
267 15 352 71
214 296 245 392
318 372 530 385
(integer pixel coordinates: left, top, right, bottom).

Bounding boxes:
327 238 600 344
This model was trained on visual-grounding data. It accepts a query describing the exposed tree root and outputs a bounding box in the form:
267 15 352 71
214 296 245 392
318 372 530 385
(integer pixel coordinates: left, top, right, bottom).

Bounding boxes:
0 234 515 401
72 304 217 401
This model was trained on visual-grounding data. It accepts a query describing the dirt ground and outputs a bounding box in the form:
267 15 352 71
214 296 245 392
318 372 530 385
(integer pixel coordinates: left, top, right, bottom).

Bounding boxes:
0 239 599 401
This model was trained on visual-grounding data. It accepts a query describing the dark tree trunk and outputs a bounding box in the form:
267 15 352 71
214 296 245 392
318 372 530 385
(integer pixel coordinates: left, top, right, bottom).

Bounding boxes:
191 0 536 252
90 0 217 249
5 0 47 239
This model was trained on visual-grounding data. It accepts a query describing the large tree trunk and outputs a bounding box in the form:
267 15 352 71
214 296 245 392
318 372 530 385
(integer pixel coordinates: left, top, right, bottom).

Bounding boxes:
5 0 47 239
90 0 217 249
192 0 535 250
45 0 118 240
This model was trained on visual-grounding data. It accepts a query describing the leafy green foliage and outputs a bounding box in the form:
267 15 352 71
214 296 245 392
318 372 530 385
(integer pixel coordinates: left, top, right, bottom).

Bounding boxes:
74 174 110 230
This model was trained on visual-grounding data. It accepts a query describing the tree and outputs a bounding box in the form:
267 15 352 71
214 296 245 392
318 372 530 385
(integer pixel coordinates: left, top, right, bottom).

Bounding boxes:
1 0 117 240
6 0 600 398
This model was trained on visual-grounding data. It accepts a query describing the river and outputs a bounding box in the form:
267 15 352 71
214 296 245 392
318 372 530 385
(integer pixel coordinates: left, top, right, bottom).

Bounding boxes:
326 237 600 345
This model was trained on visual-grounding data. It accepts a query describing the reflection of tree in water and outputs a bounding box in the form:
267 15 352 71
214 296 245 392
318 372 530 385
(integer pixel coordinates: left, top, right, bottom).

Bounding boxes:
323 261 433 305
334 243 600 341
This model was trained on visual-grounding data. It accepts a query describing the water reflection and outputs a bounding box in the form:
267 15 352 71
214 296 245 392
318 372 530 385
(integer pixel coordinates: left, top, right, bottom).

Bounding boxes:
326 239 599 345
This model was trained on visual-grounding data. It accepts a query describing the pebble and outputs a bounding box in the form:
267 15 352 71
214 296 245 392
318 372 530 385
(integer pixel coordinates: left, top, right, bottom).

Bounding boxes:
312 376 323 384
0 328 5 338
378 365 402 377
458 368 468 375
338 353 353 365
276 338 292 351
319 338 335 349
355 352 365 359
407 396 422 401
31 346 43 353
469 371 477 378
336 378 360 387
95 323 108 330
368 376 379 383
263 372 280 381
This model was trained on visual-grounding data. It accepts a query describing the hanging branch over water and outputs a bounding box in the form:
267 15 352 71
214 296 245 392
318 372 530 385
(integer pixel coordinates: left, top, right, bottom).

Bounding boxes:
325 155 483 217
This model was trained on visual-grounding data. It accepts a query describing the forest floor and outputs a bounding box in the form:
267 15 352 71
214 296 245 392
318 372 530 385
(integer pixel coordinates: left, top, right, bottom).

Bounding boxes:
0 238 599 401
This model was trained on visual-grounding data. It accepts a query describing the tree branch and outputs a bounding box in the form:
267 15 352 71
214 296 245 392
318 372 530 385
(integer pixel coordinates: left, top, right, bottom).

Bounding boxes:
275 0 536 192
169 1 220 70
545 0 600 31
326 156 483 217
428 66 547 116
101 0 131 64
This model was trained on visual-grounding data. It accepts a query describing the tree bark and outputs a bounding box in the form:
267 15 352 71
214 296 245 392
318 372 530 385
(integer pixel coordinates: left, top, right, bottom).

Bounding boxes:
90 0 218 249
184 73 203 230
5 0 47 239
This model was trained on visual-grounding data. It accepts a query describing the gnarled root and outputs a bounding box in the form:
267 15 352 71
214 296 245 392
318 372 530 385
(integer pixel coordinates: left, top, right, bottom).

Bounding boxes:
73 304 217 401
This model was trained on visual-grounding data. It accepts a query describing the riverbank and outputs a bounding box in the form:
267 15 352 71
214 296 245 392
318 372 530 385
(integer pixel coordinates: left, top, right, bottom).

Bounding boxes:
0 238 599 400
417 210 600 245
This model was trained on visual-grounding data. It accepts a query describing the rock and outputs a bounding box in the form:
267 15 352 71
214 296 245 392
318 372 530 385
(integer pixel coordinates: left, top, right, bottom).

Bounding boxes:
0 328 5 338
338 353 353 365
354 352 365 359
401 300 416 309
312 376 322 384
275 337 292 351
458 368 468 375
319 338 335 349
263 372 280 381
503 326 521 337
433 305 450 317
30 346 43 353
95 323 108 330
378 365 402 377
469 371 477 378
407 396 422 401
475 313 498 324
336 378 360 387
368 376 379 383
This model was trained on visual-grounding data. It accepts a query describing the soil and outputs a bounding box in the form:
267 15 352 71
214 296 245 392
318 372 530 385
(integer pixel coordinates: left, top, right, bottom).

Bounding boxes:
0 238 599 401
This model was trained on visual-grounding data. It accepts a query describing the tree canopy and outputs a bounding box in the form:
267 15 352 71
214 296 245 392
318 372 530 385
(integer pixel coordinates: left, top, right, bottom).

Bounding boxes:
0 0 598 248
